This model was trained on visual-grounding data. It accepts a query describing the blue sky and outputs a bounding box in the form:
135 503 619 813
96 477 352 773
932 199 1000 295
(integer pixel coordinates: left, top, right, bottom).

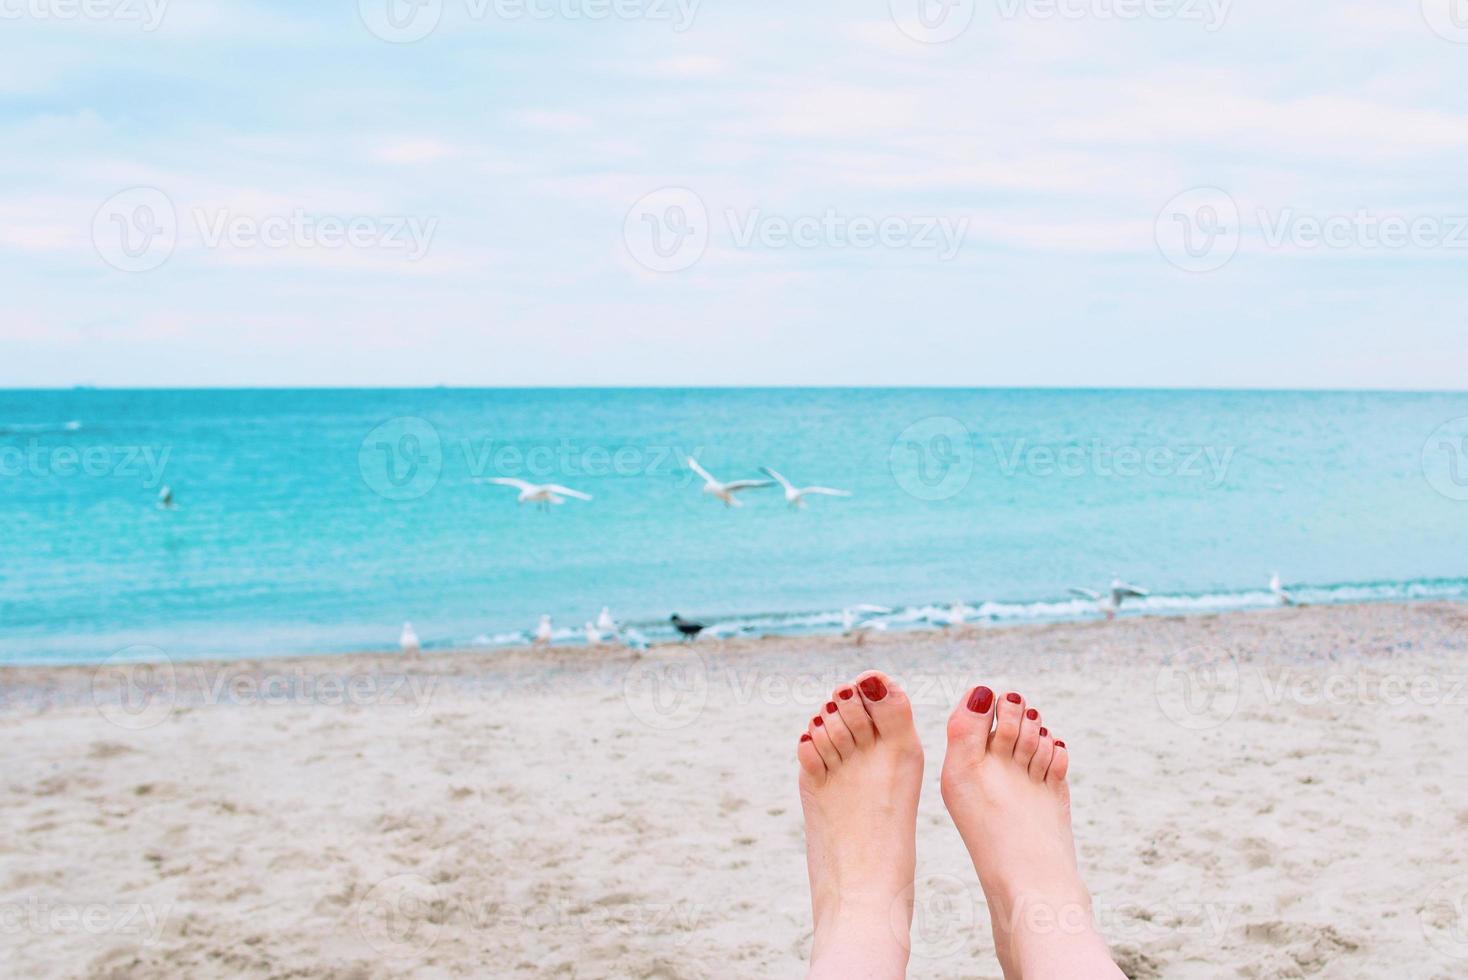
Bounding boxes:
3 0 1467 388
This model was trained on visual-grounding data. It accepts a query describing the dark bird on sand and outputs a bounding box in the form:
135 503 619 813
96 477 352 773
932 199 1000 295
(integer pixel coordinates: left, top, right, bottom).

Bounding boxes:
669 614 705 641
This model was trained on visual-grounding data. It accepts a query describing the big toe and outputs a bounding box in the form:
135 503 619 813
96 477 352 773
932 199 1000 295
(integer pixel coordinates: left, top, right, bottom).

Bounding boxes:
946 683 997 759
854 671 917 747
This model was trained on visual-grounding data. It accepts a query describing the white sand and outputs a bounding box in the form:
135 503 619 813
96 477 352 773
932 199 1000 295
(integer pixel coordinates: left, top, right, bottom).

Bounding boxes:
3 602 1468 978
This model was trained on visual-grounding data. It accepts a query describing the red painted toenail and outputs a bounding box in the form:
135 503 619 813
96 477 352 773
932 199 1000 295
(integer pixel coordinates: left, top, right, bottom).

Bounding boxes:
838 688 854 700
859 677 887 701
967 686 994 713
1054 740 1065 748
812 716 823 727
1039 727 1048 737
800 733 812 743
1006 692 1022 704
1025 708 1038 721
825 701 838 713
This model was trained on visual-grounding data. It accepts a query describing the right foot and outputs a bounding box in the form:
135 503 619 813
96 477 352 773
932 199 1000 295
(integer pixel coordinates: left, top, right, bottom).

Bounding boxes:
940 686 1124 980
797 671 925 980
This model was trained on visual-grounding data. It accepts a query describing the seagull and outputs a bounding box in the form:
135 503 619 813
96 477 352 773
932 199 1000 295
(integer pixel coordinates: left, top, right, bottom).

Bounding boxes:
1110 577 1149 609
596 606 618 635
686 458 772 507
843 605 890 646
759 467 852 509
533 614 553 646
584 621 603 646
1270 571 1295 606
669 613 705 641
399 621 420 658
157 486 176 510
623 628 650 651
1069 579 1149 621
480 477 592 511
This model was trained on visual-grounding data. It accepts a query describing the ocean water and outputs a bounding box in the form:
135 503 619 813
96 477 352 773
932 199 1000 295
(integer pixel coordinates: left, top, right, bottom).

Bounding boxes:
3 388 1468 664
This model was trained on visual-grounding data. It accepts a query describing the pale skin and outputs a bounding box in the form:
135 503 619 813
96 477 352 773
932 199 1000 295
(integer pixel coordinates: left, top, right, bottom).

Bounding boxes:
796 671 1126 980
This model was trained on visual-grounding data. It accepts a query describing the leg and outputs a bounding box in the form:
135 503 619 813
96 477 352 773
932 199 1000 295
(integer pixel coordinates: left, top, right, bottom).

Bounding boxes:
797 672 924 979
940 686 1124 980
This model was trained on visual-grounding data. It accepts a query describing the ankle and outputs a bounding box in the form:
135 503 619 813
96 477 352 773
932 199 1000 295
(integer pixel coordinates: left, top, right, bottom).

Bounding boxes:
810 897 911 979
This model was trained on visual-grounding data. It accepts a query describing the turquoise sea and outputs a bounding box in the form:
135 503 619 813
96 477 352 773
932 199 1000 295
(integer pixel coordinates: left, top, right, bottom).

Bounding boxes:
3 388 1468 664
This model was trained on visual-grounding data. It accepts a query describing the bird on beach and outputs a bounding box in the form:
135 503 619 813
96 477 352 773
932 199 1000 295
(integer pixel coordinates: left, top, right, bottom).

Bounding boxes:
623 628 650 651
533 614 553 646
1069 579 1148 621
1270 571 1296 606
480 477 592 511
400 621 420 658
157 486 176 510
669 613 706 641
928 601 972 629
759 466 852 509
584 621 603 646
596 606 618 636
686 457 772 507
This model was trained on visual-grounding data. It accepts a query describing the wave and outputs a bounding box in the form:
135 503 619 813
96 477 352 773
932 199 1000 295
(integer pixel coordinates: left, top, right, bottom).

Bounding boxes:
473 577 1468 649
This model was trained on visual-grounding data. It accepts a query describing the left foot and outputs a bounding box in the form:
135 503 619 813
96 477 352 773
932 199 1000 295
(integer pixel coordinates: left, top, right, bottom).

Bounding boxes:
797 671 924 979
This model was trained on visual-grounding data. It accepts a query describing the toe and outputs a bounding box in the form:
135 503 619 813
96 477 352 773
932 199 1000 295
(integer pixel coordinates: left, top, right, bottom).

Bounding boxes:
945 684 996 760
1028 728 1054 781
990 691 1026 755
798 733 826 785
809 714 841 770
820 699 856 759
832 684 875 748
1045 739 1069 785
1014 705 1042 765
854 671 916 744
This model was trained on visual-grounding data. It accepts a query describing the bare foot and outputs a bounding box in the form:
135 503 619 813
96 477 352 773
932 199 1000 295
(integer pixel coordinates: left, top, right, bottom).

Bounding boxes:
940 686 1124 980
798 671 924 979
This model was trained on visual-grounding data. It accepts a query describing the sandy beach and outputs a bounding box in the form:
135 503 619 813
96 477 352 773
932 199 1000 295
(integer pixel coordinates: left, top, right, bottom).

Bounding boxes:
3 601 1467 978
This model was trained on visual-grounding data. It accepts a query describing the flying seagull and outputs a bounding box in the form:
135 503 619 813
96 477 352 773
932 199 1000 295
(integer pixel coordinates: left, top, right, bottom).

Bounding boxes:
157 486 176 510
669 613 706 641
1069 579 1148 621
480 477 592 511
1270 571 1295 606
533 614 553 646
759 467 852 509
399 621 420 658
686 458 772 507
